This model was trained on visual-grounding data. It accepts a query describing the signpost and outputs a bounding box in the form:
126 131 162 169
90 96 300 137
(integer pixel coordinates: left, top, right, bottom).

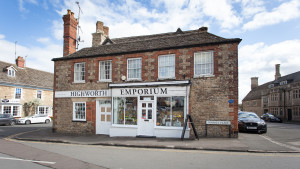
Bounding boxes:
181 114 199 141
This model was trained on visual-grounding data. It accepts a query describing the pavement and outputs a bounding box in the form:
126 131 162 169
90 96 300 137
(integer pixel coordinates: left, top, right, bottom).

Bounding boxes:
9 127 300 153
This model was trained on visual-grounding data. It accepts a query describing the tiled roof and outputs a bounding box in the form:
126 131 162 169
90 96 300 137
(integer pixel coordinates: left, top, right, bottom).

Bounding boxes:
52 28 241 61
242 71 300 101
0 60 53 90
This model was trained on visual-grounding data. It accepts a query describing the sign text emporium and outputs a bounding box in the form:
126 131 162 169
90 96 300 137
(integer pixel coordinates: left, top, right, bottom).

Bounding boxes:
120 88 167 95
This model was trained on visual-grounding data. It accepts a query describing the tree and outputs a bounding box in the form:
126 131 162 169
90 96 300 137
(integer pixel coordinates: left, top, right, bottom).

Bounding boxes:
23 99 41 116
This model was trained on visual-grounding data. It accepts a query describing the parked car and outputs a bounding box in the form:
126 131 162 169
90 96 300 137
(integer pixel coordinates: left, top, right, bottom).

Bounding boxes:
0 114 16 126
17 114 51 125
238 111 267 133
261 113 282 122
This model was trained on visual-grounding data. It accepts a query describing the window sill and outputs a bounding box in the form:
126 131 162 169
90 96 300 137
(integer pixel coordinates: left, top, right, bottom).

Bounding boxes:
72 120 87 122
126 79 142 82
73 81 86 84
157 77 176 81
111 124 138 128
98 80 112 83
193 75 215 78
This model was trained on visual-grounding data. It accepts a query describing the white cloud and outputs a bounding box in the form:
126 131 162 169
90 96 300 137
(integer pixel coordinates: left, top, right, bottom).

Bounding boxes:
0 38 58 73
239 40 300 103
0 34 5 39
239 0 266 18
36 37 50 44
243 0 300 30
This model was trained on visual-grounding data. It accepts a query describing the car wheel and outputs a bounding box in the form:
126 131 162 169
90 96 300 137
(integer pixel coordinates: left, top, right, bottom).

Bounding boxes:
9 121 15 126
25 120 31 125
45 119 50 124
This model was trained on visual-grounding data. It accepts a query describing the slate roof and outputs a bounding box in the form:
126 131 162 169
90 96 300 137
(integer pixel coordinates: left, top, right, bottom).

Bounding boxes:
52 28 242 61
0 60 53 90
242 71 300 101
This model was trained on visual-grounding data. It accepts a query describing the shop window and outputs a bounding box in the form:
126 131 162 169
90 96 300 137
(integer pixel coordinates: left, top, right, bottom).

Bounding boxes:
99 60 112 81
37 90 42 99
15 88 22 99
113 97 137 125
74 62 85 83
2 105 20 117
158 54 175 79
127 58 141 80
73 102 86 121
194 51 214 76
156 96 185 127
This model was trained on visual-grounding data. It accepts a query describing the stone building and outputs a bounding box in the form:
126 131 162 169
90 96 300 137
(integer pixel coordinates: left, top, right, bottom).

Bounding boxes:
52 10 242 138
242 64 300 122
0 57 53 118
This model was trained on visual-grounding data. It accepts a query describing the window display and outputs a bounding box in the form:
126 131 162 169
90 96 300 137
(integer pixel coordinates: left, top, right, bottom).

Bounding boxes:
156 96 185 127
113 97 137 125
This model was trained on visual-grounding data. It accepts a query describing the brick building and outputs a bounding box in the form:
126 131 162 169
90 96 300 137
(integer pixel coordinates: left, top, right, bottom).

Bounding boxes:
242 64 300 122
52 10 241 138
0 57 53 118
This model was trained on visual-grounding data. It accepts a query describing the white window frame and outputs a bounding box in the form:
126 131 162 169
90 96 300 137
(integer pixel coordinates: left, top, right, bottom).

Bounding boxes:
37 90 42 99
15 88 22 99
99 60 112 82
194 51 214 77
35 106 52 116
127 58 142 80
74 62 85 83
1 105 21 117
158 54 175 79
73 102 86 121
8 69 15 77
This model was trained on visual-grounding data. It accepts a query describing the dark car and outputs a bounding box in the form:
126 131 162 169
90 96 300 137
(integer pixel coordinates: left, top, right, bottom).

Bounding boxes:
0 114 16 126
261 113 282 122
238 111 267 133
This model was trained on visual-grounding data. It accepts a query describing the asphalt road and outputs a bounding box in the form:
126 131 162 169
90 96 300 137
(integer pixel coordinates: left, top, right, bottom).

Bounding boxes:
1 122 300 169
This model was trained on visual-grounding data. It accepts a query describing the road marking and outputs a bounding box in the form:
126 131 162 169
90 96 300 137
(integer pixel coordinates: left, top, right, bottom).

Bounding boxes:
0 156 56 164
260 135 300 152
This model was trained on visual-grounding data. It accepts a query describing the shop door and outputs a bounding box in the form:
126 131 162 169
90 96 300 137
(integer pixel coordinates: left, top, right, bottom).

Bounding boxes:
138 101 154 137
96 100 111 135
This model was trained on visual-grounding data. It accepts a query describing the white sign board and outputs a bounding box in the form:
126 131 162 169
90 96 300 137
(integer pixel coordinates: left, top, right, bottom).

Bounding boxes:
206 121 231 125
55 90 111 98
112 86 187 96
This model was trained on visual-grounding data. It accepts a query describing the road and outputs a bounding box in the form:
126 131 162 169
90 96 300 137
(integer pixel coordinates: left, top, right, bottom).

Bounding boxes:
0 122 300 169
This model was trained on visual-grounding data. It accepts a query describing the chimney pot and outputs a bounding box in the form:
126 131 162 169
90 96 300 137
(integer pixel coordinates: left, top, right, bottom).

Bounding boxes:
16 56 25 68
275 64 281 80
251 77 258 90
67 9 71 15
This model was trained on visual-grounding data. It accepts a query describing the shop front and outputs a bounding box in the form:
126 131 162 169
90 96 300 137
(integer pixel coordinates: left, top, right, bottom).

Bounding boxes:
109 81 191 138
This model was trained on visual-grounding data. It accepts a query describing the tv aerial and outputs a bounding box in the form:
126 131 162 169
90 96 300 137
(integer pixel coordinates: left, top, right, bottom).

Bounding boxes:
76 1 84 50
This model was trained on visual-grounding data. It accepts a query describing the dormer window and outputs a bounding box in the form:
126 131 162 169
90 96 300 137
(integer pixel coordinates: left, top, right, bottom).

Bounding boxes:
268 84 274 88
6 66 17 77
280 80 287 85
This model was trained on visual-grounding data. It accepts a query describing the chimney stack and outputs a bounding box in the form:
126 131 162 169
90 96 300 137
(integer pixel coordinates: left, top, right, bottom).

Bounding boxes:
198 27 208 32
92 21 109 47
251 77 258 90
275 64 281 80
62 9 78 56
16 56 25 68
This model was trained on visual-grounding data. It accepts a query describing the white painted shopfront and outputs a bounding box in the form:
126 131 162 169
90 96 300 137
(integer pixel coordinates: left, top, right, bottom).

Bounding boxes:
55 81 191 138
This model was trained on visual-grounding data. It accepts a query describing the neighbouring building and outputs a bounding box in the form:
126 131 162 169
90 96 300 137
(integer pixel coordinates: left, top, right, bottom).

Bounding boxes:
0 57 53 118
242 64 300 122
52 10 242 138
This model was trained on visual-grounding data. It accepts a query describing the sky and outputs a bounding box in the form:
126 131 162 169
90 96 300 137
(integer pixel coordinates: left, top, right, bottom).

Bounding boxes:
0 0 300 103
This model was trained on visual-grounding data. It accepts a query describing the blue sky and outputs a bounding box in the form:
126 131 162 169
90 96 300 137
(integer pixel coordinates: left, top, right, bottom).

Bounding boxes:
1 0 300 103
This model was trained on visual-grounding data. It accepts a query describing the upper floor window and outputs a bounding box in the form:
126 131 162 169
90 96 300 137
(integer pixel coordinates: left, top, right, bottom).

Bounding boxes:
268 84 274 88
8 69 15 77
158 54 175 79
37 90 42 99
99 60 112 81
127 58 141 80
74 63 85 83
280 80 287 85
194 51 214 76
15 88 21 99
